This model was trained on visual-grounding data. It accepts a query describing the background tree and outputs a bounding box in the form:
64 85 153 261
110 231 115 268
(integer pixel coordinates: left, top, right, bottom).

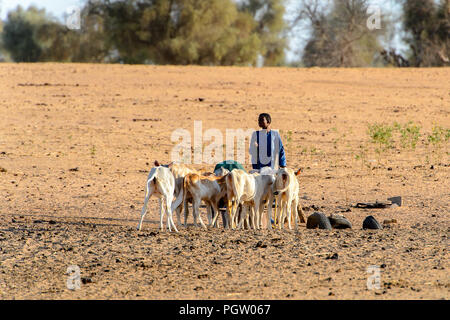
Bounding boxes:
403 0 449 67
237 0 287 66
71 1 111 63
99 0 262 65
2 6 45 62
294 0 384 67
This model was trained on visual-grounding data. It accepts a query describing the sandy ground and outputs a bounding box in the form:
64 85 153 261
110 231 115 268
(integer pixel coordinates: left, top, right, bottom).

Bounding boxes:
0 63 448 300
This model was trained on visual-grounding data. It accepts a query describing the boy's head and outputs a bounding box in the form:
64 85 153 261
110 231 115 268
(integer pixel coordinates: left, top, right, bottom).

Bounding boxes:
258 113 271 129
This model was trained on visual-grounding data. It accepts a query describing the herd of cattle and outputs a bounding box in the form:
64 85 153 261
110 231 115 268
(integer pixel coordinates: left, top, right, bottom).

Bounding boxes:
137 161 306 232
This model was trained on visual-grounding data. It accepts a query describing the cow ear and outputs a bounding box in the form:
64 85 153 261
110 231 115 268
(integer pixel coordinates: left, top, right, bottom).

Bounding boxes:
167 162 174 168
154 160 160 167
295 168 302 176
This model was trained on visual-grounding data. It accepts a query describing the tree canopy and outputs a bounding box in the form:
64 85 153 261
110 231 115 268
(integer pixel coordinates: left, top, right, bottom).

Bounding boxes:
0 0 448 67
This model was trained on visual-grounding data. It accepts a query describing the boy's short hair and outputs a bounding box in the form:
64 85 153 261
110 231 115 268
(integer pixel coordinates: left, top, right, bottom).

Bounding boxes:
258 113 271 124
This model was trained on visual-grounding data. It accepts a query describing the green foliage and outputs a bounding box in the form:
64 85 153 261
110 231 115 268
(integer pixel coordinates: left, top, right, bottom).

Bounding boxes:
425 125 450 164
1 0 447 67
1 6 44 62
0 0 280 65
368 123 394 155
299 0 384 67
237 0 287 66
427 125 450 145
364 121 448 165
403 0 450 66
100 0 265 65
1 4 108 63
72 3 110 63
393 121 421 150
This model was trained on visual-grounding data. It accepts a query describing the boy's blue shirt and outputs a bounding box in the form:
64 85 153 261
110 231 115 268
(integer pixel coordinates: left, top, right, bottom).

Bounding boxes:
249 129 286 170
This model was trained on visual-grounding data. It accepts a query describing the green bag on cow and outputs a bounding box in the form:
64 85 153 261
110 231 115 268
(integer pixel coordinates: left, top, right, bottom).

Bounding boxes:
214 160 245 173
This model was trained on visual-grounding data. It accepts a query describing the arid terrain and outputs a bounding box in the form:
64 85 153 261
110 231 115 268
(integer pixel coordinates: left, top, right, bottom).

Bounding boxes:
0 64 448 299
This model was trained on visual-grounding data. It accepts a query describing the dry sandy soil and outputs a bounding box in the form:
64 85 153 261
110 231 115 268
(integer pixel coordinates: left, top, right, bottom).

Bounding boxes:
0 63 448 300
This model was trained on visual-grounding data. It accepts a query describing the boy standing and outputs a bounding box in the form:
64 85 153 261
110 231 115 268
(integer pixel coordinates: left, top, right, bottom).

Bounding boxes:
249 113 286 171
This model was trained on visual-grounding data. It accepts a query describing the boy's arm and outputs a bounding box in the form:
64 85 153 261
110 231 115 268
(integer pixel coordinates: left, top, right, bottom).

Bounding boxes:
278 134 287 168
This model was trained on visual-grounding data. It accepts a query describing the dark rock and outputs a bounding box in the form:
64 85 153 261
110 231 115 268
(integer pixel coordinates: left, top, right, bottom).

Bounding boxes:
306 212 332 230
326 253 339 260
81 277 92 284
363 216 383 230
387 196 402 207
255 241 267 248
354 201 391 209
328 214 352 229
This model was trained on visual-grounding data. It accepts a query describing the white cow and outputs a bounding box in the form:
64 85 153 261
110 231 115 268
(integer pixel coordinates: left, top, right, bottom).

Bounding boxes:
272 167 303 230
137 165 178 232
226 169 275 230
154 161 201 227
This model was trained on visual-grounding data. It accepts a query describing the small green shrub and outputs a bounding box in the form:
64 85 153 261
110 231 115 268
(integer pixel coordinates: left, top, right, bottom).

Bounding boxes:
368 123 394 163
394 121 421 150
426 125 450 163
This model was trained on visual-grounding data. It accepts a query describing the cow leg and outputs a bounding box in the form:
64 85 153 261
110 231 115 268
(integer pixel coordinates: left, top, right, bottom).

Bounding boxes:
194 200 207 229
183 198 189 227
258 202 265 229
267 195 273 230
250 206 256 230
207 205 213 226
159 197 165 231
293 198 299 230
237 205 247 230
173 190 182 228
274 196 279 227
278 200 286 230
175 205 182 227
287 201 293 230
166 194 178 233
211 202 222 228
231 201 240 229
232 201 237 229
226 200 233 229
137 186 153 231
138 179 157 231
282 199 287 228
